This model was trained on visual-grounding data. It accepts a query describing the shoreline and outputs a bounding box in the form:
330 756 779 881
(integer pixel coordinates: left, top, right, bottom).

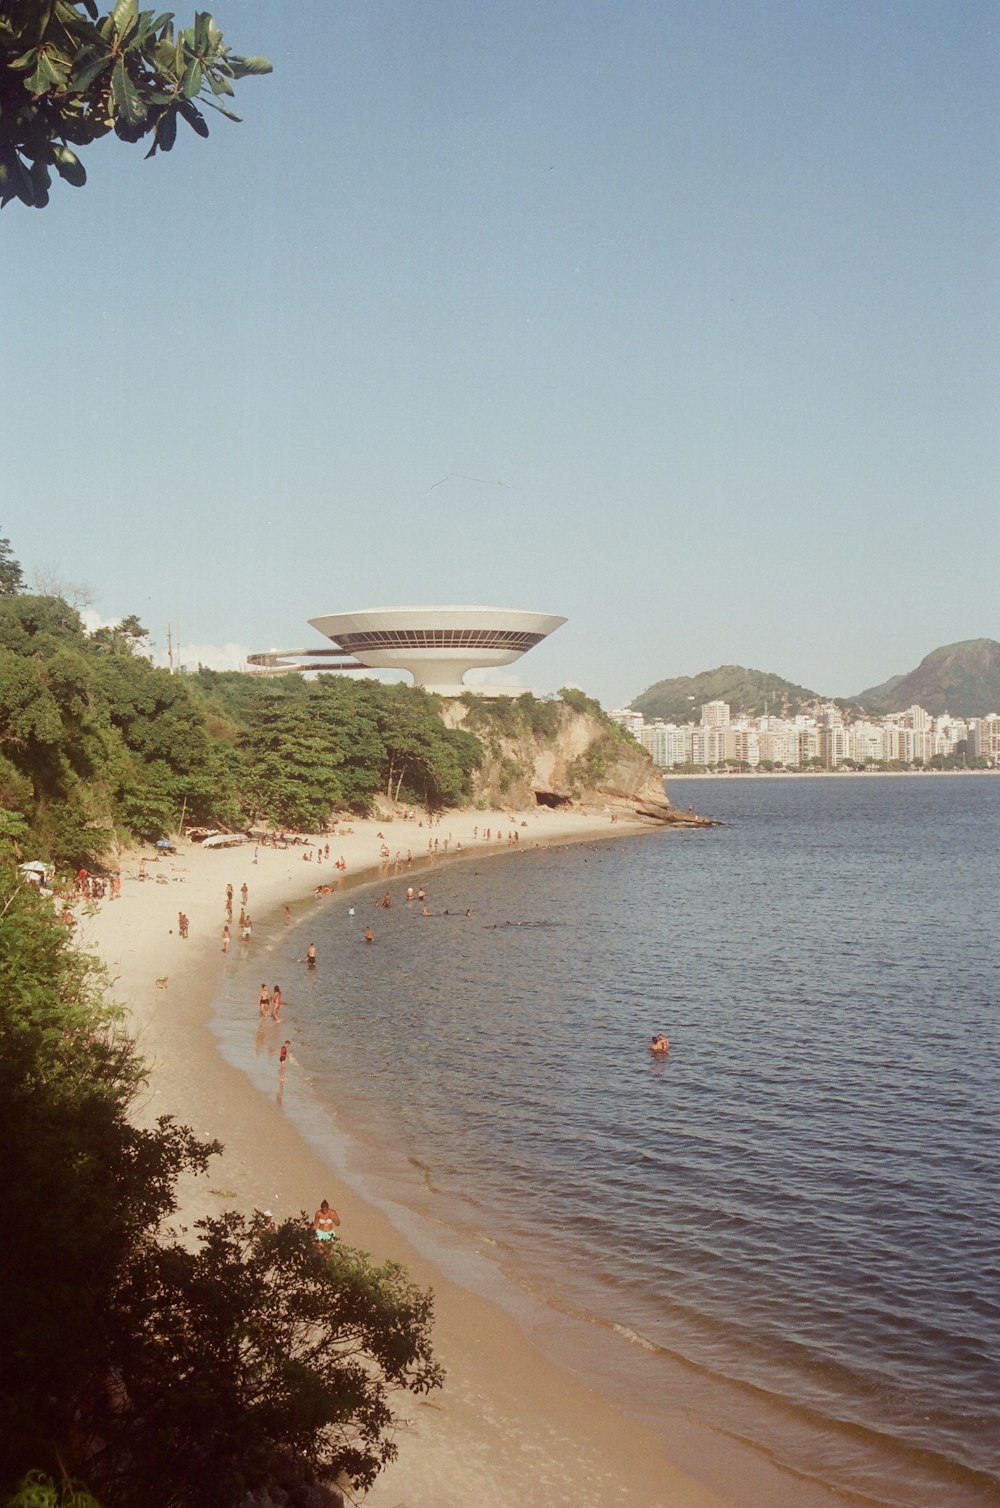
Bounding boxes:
81 808 793 1507
664 767 998 779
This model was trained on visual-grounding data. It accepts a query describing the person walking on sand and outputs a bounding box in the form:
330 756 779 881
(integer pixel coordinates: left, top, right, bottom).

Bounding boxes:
240 882 248 906
271 985 283 1022
313 1199 340 1244
279 1039 290 1066
258 984 271 1017
284 905 292 926
222 924 231 955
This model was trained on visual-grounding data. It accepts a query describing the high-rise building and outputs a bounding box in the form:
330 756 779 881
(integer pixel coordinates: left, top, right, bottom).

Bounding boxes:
700 700 731 728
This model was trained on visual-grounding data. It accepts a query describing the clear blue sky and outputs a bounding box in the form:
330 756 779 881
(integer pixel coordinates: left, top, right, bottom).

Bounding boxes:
2 0 997 707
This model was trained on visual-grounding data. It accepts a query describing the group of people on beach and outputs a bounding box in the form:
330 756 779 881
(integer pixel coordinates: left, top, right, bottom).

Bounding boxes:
258 983 283 1022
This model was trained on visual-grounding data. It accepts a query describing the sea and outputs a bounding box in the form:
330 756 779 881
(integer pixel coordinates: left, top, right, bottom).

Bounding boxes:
212 775 1000 1508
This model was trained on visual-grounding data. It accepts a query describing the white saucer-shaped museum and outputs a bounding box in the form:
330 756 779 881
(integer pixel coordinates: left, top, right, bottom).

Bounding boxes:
249 607 566 695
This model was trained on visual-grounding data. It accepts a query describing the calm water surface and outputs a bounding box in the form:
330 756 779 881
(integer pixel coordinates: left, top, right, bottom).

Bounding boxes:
215 776 1000 1507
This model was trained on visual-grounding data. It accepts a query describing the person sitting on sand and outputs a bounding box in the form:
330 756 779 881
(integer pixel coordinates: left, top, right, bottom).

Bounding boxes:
650 1034 670 1055
363 926 375 944
313 1199 340 1244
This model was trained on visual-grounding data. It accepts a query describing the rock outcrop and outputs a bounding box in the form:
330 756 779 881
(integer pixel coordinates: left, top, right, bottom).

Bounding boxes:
441 696 713 826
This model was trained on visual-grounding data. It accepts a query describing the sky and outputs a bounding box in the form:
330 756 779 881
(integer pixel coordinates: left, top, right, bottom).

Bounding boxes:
2 1 998 708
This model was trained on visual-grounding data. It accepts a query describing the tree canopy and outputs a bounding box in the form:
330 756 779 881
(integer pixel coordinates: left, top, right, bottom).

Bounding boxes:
0 857 443 1504
0 1 271 208
0 582 485 864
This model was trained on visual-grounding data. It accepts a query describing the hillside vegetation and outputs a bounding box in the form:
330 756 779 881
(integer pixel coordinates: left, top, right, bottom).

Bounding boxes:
632 639 1000 722
632 664 829 723
854 639 1000 718
0 583 665 867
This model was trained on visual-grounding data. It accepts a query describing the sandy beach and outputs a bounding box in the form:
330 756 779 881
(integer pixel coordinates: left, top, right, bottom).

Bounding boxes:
81 808 744 1508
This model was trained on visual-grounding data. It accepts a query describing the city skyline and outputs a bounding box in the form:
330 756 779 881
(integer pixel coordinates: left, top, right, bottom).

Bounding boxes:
3 2 998 708
615 698 1000 769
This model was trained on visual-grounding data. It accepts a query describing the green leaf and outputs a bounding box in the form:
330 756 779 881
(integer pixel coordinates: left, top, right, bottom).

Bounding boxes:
110 0 138 40
207 70 234 97
181 58 203 98
227 54 273 78
52 143 87 186
70 44 114 93
8 49 40 72
201 98 241 122
111 57 144 125
153 36 177 73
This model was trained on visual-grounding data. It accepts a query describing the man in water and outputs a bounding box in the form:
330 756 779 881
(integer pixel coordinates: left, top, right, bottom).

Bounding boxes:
313 1199 340 1245
306 943 317 967
650 1034 669 1055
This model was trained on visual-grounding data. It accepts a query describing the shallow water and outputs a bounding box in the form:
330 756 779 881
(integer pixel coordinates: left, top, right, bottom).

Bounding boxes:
214 776 1000 1507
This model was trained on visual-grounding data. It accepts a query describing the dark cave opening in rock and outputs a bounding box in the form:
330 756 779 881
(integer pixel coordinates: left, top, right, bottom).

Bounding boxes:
534 791 571 808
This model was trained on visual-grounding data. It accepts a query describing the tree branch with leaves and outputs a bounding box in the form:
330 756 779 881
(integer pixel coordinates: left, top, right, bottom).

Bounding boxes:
0 0 271 208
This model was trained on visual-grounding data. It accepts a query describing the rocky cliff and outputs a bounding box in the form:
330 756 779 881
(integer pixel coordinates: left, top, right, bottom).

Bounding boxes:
441 694 711 826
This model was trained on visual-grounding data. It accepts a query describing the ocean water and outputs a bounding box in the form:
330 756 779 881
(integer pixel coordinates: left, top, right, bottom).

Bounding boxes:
214 776 1000 1507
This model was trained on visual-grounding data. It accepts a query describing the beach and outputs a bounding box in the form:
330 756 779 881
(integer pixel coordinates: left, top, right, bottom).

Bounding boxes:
81 807 741 1508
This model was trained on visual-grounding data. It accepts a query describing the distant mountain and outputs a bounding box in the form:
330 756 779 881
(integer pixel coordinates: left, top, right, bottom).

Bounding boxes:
853 639 1000 718
631 665 827 723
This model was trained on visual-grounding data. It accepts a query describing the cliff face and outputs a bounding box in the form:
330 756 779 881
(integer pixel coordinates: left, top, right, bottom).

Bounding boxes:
440 699 679 823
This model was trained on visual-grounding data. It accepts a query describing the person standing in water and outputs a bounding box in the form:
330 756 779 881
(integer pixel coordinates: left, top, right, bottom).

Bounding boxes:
271 985 283 1023
306 942 317 968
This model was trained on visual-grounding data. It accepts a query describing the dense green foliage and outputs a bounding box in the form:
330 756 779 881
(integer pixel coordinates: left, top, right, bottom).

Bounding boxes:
632 664 829 723
0 858 443 1505
5 1473 102 1507
0 862 217 1488
1 1 271 208
0 535 26 594
854 639 1000 718
459 689 562 742
0 571 483 862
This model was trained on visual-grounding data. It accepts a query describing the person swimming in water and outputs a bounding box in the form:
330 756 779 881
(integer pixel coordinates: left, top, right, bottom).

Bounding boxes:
650 1034 670 1055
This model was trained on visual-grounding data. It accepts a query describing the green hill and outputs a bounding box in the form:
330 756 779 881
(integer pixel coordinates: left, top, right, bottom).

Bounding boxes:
854 639 1000 718
631 665 825 723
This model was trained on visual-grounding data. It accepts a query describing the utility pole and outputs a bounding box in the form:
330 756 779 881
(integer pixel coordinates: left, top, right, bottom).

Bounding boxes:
166 624 174 673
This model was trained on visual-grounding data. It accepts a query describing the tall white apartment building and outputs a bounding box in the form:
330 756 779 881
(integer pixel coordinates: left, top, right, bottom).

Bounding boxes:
969 715 1000 762
701 700 731 728
846 721 886 763
692 725 737 765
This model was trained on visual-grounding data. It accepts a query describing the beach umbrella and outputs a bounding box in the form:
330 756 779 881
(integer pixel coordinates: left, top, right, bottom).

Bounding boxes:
19 861 49 873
